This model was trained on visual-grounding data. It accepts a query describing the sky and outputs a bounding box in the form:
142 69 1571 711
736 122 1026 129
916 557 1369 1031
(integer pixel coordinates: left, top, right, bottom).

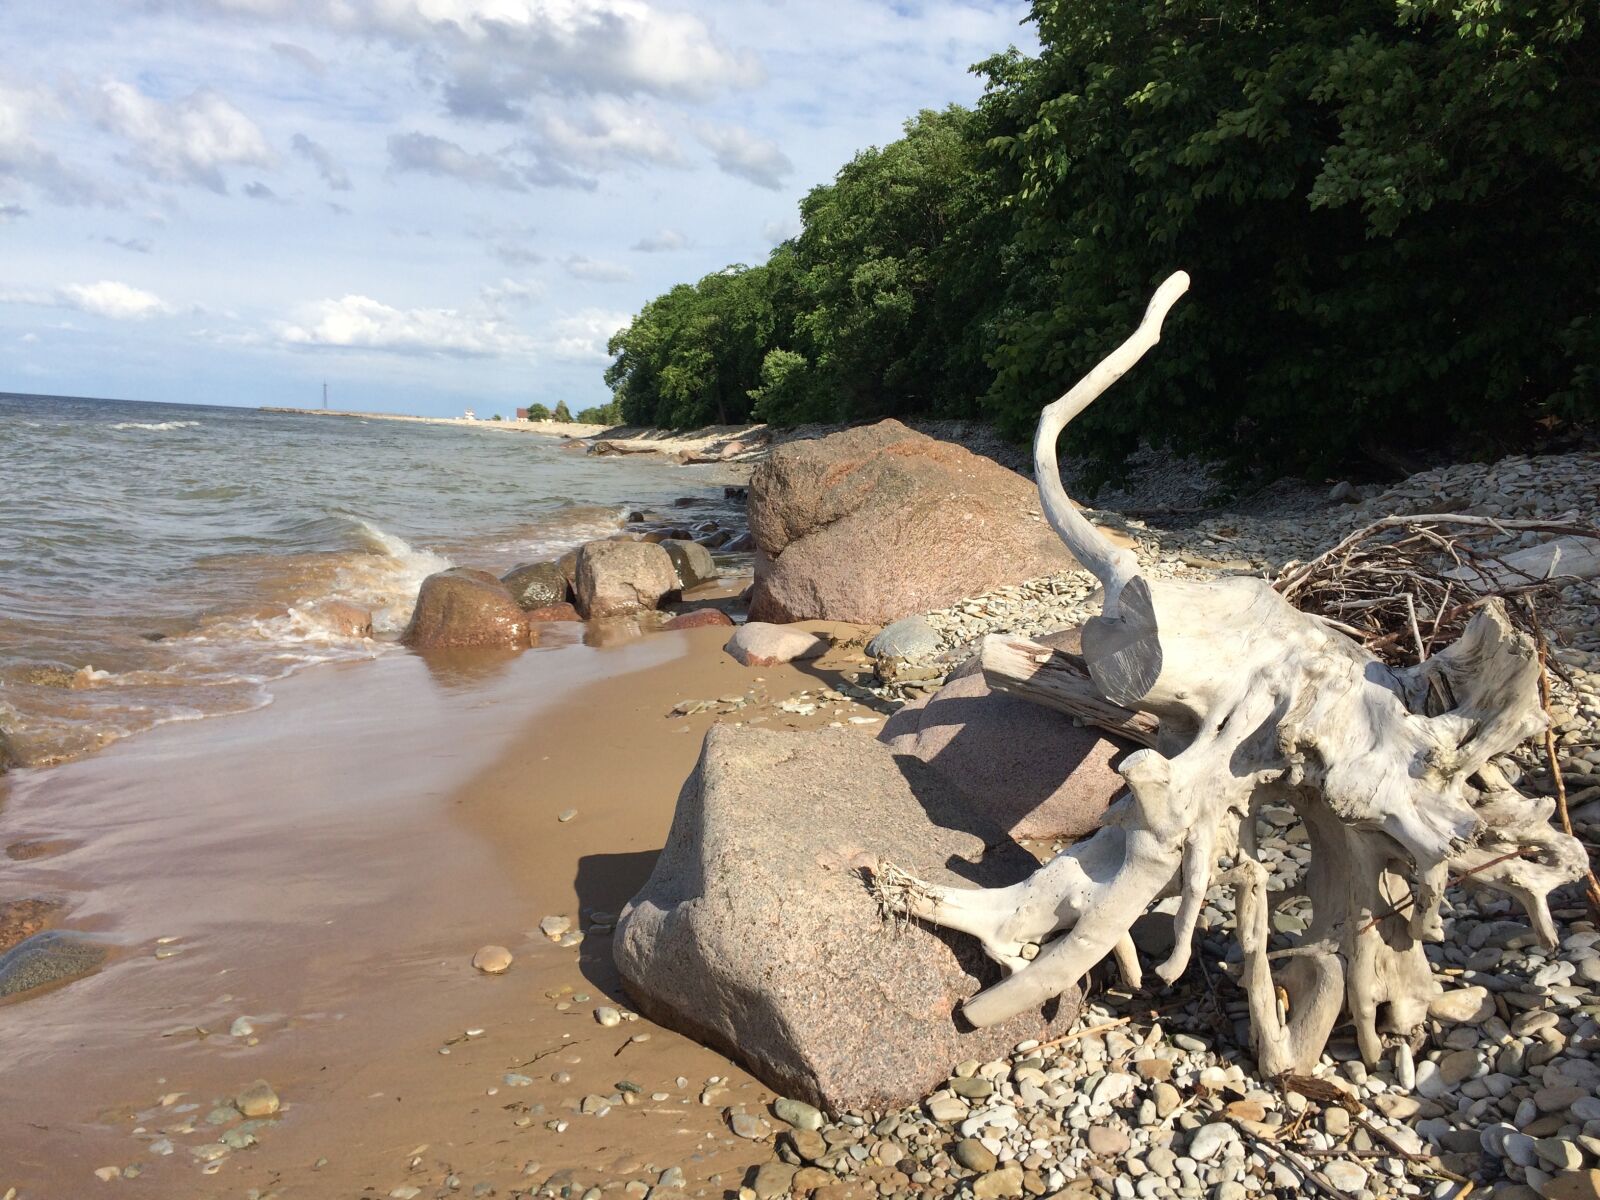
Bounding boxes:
0 0 1035 418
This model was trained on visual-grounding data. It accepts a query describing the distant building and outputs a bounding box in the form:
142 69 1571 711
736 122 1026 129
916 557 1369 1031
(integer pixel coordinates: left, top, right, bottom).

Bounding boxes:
463 408 476 421
516 407 530 420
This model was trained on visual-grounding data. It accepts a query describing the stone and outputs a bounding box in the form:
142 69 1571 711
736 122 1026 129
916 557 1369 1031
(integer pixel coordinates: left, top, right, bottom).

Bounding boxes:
307 598 373 638
1538 1141 1585 1172
724 622 830 668
790 1129 828 1162
1440 1048 1488 1085
594 1007 622 1027
1539 1171 1600 1200
972 1165 1025 1200
1188 1124 1234 1162
0 931 106 999
1322 1162 1368 1192
774 1097 824 1131
234 1080 280 1118
747 420 1088 624
751 1162 798 1200
524 602 582 622
539 915 572 940
472 945 512 974
573 540 680 619
867 616 942 661
664 609 735 631
1153 1082 1182 1119
663 540 718 590
614 726 1083 1112
955 1139 998 1173
500 561 569 609
400 568 531 649
1087 1127 1131 1156
879 629 1130 842
1430 987 1494 1025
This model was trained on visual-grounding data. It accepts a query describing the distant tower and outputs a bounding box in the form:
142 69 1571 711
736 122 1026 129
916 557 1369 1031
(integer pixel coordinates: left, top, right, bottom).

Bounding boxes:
322 381 328 409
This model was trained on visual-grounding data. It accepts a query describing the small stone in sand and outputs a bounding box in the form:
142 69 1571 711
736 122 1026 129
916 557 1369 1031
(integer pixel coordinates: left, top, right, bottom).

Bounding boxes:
558 809 577 823
539 916 571 940
472 945 513 974
234 1080 280 1118
594 1006 622 1027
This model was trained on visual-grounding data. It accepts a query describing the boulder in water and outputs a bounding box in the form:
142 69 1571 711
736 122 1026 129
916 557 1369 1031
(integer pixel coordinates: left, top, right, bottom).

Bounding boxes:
663 539 718 589
307 599 373 638
400 568 532 650
524 602 582 622
0 931 108 999
664 609 734 631
573 541 680 619
501 560 569 609
614 726 1083 1112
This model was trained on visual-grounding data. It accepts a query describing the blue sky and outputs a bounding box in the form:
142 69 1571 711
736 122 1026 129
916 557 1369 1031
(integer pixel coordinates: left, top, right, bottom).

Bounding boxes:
0 0 1034 417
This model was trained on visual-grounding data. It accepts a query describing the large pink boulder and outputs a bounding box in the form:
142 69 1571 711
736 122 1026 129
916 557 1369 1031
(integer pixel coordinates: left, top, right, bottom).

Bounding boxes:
614 725 1083 1112
879 629 1131 842
400 568 532 650
747 420 1080 624
573 540 680 618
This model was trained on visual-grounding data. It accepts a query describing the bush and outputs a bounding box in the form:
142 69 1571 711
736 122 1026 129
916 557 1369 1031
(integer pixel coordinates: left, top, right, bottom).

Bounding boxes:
523 403 552 421
552 400 573 422
576 401 622 425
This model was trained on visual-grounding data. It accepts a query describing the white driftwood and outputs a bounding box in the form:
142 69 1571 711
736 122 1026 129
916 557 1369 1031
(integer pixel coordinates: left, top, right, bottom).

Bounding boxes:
879 272 1589 1075
979 634 1159 748
1439 535 1600 592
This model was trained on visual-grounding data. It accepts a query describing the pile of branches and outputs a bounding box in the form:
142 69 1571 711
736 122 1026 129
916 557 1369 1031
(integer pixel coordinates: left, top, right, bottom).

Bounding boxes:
1274 513 1599 668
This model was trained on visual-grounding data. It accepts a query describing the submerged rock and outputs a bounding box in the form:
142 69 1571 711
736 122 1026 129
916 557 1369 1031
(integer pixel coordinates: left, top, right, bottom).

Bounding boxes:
614 725 1083 1112
747 420 1082 624
523 602 582 622
663 609 734 631
306 599 373 638
0 931 108 999
501 561 569 610
724 622 829 667
573 541 680 619
662 540 718 590
401 568 532 650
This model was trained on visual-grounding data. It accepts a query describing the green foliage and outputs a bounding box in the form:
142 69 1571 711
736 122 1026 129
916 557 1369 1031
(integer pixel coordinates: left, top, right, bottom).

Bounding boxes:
575 400 623 425
489 413 502 421
605 1 1597 482
523 402 552 421
552 400 573 422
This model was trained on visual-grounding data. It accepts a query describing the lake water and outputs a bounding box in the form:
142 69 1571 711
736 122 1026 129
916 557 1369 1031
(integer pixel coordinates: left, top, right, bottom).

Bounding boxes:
0 393 730 766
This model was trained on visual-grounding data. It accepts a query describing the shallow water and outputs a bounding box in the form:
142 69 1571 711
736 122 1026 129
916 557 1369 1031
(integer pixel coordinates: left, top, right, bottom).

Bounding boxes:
0 392 732 765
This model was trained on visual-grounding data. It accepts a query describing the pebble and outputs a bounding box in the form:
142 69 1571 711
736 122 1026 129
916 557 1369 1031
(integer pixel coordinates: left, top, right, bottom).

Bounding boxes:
557 808 577 822
593 1006 621 1027
772 1096 823 1130
954 1137 997 1173
471 945 512 974
233 1080 279 1118
538 916 571 940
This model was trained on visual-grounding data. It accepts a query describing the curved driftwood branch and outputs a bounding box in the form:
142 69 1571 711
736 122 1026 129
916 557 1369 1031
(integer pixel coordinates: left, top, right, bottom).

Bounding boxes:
877 272 1588 1076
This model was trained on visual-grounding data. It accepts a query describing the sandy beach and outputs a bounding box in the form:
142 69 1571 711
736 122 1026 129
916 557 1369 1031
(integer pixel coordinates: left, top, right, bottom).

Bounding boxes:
0 612 889 1198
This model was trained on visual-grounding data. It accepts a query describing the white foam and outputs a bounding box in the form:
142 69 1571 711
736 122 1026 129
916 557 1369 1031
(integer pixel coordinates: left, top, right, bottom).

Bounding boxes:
343 519 454 633
109 420 202 431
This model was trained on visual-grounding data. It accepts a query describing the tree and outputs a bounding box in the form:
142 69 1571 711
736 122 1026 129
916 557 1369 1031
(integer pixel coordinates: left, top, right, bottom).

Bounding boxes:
552 400 573 422
524 402 552 421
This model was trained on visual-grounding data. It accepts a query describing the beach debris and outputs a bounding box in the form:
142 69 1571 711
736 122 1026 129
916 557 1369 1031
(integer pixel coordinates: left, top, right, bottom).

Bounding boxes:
233 1080 280 1118
872 271 1589 1076
471 945 512 974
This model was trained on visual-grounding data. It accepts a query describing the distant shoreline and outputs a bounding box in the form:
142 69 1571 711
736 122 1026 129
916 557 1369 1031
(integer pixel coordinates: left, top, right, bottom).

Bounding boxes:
260 406 609 438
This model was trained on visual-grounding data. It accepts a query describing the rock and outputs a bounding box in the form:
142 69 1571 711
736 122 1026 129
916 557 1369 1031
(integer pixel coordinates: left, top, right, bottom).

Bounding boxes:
774 1097 824 1131
1537 1140 1585 1171
867 616 941 661
614 726 1083 1112
955 1138 998 1173
879 631 1130 842
594 1006 621 1027
524 602 583 622
747 421 1091 624
0 897 62 954
663 540 718 589
789 1128 828 1162
724 622 830 668
400 568 531 650
1152 1082 1181 1119
539 915 572 940
1188 1124 1235 1162
1440 1048 1487 1085
1430 986 1494 1025
751 1162 798 1200
1322 1162 1368 1192
234 1080 280 1118
972 1165 1025 1199
664 608 735 630
1328 481 1358 503
308 599 373 638
0 931 107 999
1540 1171 1600 1200
501 561 569 609
574 541 680 619
472 945 512 974
1087 1126 1130 1156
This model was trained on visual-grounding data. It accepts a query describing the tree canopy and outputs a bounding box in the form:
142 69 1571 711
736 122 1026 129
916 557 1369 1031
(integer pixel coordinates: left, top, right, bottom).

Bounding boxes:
604 0 1597 484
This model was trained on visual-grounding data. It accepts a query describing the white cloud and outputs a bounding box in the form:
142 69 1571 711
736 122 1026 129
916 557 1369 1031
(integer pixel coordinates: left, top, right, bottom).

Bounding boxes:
632 227 689 252
60 280 172 319
480 277 542 310
270 40 326 76
0 82 116 206
696 122 792 190
91 80 274 192
563 255 632 283
523 98 684 175
544 308 630 362
291 133 351 190
277 294 535 357
386 131 526 191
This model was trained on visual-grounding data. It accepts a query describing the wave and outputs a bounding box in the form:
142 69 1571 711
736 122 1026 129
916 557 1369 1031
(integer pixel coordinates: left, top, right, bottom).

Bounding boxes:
108 419 202 432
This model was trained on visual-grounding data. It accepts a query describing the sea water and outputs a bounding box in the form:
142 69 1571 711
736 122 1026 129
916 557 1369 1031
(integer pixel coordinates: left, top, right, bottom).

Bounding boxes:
0 392 729 766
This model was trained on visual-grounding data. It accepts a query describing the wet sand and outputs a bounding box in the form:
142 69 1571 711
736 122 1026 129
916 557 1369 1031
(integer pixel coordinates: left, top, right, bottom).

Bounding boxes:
0 619 881 1199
